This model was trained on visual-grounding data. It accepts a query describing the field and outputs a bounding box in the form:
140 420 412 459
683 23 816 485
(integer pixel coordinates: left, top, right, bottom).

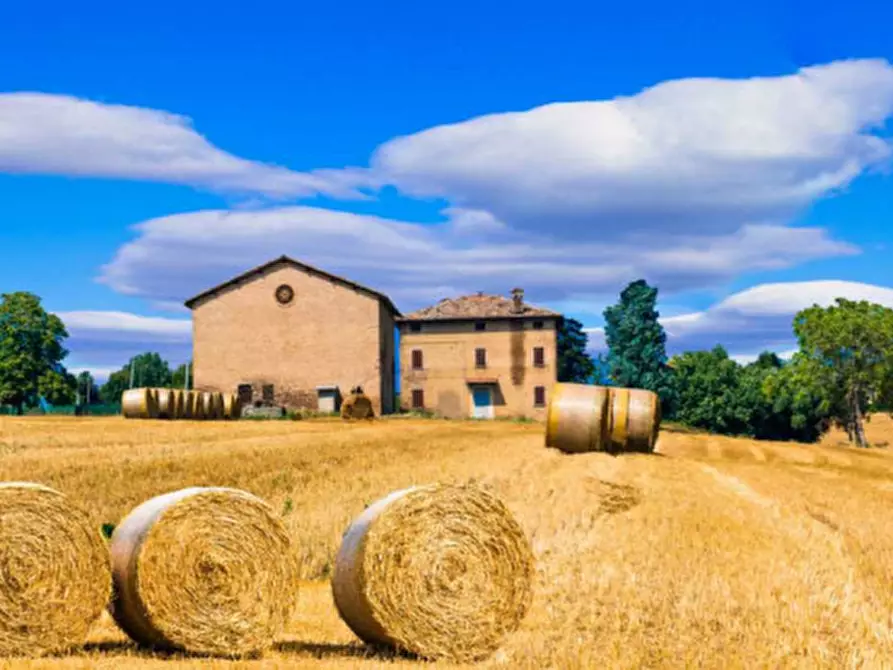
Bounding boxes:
1 414 893 669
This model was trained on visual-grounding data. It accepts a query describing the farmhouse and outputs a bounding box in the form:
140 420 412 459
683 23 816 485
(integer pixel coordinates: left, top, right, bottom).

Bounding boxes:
397 289 560 420
184 256 399 415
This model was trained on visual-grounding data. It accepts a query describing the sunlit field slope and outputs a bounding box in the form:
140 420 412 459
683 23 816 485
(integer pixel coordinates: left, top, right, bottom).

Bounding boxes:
1 414 892 669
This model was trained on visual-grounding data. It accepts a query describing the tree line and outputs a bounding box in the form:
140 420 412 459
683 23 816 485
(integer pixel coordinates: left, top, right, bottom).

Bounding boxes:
3 286 892 445
556 280 893 447
0 292 191 412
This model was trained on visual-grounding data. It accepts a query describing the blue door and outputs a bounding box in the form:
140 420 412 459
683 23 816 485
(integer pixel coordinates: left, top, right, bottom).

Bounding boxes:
471 386 493 419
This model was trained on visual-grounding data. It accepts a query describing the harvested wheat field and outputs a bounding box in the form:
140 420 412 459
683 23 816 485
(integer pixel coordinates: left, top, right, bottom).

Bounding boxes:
1 414 893 668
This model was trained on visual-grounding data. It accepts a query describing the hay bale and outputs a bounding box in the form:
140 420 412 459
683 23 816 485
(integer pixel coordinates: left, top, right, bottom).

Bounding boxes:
170 390 186 420
109 487 299 657
212 392 225 420
332 483 534 662
223 393 242 420
155 388 175 419
0 482 111 657
545 383 661 454
197 392 215 420
122 388 158 419
608 386 661 453
340 393 374 420
181 390 196 419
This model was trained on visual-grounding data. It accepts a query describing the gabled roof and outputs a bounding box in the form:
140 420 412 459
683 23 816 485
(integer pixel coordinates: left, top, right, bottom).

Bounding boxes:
398 293 560 322
183 255 401 315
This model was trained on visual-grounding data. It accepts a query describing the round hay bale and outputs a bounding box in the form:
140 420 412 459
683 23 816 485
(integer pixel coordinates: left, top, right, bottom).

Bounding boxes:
122 388 158 419
212 392 225 420
340 393 374 420
545 383 611 453
181 390 196 420
545 383 660 454
332 483 534 662
222 393 242 420
0 482 111 657
195 392 214 420
155 388 175 419
607 386 661 453
109 487 299 658
170 390 186 420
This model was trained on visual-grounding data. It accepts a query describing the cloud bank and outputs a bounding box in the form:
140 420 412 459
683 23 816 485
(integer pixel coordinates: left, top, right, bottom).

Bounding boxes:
585 280 893 359
0 93 369 199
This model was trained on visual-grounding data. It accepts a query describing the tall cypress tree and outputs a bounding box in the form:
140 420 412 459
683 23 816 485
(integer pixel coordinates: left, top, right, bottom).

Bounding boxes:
603 280 675 405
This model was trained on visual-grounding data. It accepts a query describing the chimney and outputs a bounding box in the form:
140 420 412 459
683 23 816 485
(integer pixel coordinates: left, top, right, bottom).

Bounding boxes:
510 287 524 314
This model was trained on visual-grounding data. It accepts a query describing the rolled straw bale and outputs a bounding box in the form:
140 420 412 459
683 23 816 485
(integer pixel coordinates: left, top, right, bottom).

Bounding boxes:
155 388 175 419
179 391 194 419
545 383 660 454
222 393 242 420
0 482 111 657
332 483 534 662
122 388 158 419
545 383 611 453
196 391 214 420
607 386 661 453
109 487 299 657
340 393 374 420
212 392 225 420
170 390 186 420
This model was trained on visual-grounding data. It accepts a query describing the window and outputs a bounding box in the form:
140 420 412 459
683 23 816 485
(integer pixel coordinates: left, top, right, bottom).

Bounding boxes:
409 323 422 333
534 386 546 407
411 389 425 409
475 348 487 368
474 321 486 331
532 320 544 330
262 384 275 403
411 349 423 370
533 347 545 367
237 384 253 405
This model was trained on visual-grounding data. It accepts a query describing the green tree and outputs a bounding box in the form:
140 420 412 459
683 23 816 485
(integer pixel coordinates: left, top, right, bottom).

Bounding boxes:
39 369 77 406
603 280 675 405
791 298 893 447
668 346 752 435
100 352 173 404
75 371 100 404
171 361 193 390
556 317 596 383
0 292 70 414
760 353 831 442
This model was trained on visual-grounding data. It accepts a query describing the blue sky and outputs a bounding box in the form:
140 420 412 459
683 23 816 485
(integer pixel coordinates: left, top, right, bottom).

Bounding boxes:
1 1 891 380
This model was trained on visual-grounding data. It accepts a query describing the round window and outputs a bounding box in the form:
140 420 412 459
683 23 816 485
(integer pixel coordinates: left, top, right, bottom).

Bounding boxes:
275 284 294 305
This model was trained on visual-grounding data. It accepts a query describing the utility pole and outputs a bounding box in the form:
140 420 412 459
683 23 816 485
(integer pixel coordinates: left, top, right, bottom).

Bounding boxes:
129 363 135 389
185 362 190 390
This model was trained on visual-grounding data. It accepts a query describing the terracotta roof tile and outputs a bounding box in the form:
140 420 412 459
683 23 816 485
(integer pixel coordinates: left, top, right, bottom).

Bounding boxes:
399 293 560 321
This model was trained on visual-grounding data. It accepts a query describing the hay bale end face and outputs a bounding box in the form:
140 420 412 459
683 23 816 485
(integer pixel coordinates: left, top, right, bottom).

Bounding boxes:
332 483 534 662
109 487 299 657
155 388 175 419
0 482 111 657
222 393 242 420
340 393 374 420
546 383 661 454
121 388 158 419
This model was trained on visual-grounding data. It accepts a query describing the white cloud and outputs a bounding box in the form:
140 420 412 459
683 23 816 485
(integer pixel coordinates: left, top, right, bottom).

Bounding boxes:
369 59 893 240
58 311 191 375
96 207 855 311
585 280 893 359
0 93 369 199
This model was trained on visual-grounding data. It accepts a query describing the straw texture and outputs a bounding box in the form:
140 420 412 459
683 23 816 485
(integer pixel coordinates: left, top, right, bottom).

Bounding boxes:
332 483 534 662
171 390 186 419
109 487 299 658
340 393 374 420
155 389 175 419
546 383 661 454
122 388 158 419
0 482 111 657
222 394 242 420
